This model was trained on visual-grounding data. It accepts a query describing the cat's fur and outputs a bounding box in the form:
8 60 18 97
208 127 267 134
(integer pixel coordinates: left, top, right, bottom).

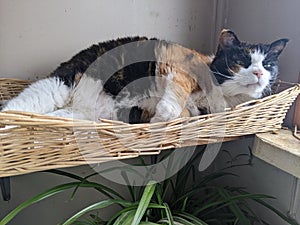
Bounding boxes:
2 30 288 123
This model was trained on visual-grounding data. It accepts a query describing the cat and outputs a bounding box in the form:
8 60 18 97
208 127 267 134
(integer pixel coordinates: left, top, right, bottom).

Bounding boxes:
1 29 288 123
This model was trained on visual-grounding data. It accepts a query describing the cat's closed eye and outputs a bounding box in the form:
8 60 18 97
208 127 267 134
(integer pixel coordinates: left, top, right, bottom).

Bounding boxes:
236 60 244 66
263 62 272 69
235 58 251 68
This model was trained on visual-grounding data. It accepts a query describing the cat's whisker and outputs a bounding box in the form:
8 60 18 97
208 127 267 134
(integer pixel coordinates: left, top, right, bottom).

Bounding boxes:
262 84 272 96
210 70 234 80
224 56 241 78
224 56 235 73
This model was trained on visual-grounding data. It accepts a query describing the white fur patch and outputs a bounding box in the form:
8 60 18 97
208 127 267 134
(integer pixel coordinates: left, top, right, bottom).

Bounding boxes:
69 74 141 121
138 76 166 117
2 73 163 122
70 74 116 121
151 73 182 122
46 108 87 119
2 77 71 114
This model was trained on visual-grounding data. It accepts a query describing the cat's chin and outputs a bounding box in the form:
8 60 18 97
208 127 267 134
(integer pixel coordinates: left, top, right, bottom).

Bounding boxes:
244 84 264 98
245 82 260 88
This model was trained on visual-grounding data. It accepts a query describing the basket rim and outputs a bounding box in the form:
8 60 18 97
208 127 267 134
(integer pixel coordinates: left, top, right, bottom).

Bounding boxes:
0 83 299 128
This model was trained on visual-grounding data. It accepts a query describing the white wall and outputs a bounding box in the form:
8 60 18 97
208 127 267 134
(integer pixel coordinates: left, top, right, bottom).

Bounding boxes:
0 0 215 80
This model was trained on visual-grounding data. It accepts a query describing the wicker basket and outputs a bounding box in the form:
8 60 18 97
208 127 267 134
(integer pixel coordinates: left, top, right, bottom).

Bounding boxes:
0 78 299 177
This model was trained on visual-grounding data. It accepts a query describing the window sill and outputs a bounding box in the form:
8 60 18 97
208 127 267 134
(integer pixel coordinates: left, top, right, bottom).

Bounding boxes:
253 129 300 178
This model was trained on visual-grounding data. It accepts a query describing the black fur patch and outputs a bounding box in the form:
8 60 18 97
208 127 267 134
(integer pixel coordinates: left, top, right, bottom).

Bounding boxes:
50 37 153 88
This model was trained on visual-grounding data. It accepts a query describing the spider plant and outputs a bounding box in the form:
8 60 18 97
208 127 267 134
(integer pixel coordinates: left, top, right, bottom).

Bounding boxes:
0 148 298 225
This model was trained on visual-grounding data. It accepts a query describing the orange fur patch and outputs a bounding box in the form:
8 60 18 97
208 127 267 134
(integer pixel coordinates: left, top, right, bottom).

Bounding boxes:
231 65 241 74
74 73 83 85
159 63 197 104
153 41 212 119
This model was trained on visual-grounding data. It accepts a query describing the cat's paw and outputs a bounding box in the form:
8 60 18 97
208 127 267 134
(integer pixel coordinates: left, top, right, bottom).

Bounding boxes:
150 116 163 123
150 100 182 123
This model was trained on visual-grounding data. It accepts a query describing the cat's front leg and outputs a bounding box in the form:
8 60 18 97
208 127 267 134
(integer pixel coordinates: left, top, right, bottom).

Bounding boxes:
150 66 196 123
151 92 182 123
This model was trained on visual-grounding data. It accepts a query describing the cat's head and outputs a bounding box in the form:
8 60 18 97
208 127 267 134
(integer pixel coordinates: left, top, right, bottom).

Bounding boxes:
210 29 289 98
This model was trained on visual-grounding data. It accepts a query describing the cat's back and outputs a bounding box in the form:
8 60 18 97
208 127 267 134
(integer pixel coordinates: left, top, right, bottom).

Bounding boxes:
50 36 151 87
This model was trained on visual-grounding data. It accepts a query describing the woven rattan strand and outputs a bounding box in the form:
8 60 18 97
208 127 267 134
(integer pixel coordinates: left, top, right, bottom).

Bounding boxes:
0 78 299 177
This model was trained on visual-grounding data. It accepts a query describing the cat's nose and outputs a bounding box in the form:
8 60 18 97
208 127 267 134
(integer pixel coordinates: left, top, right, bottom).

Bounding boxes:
253 70 263 78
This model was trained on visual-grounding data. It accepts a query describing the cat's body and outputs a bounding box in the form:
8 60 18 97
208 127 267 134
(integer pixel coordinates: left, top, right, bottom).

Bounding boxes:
2 30 288 123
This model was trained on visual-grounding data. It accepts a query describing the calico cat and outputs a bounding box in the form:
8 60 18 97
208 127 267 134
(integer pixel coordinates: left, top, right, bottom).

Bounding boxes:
1 29 288 123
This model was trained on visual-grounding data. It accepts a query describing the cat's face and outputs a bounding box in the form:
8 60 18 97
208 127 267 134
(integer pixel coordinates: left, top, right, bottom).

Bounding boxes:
210 29 289 98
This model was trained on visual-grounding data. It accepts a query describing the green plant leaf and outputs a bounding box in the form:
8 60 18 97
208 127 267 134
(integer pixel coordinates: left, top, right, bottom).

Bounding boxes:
121 170 137 202
62 199 135 225
218 188 251 225
6 155 297 225
112 210 130 225
0 181 131 225
172 216 201 225
238 190 299 225
0 182 84 225
163 203 174 225
46 169 85 180
194 192 274 216
171 186 212 208
194 172 238 188
46 170 124 199
139 222 161 225
77 180 125 200
175 212 209 225
112 210 136 225
108 205 138 225
132 181 157 225
98 165 146 181
107 203 166 225
72 213 106 225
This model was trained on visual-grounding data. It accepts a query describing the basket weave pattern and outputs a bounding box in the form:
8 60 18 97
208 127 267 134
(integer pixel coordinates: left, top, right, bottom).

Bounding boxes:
0 78 299 177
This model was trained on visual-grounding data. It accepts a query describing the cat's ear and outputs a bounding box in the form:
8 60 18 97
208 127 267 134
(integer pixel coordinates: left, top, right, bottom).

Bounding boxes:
218 29 241 50
269 38 289 56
